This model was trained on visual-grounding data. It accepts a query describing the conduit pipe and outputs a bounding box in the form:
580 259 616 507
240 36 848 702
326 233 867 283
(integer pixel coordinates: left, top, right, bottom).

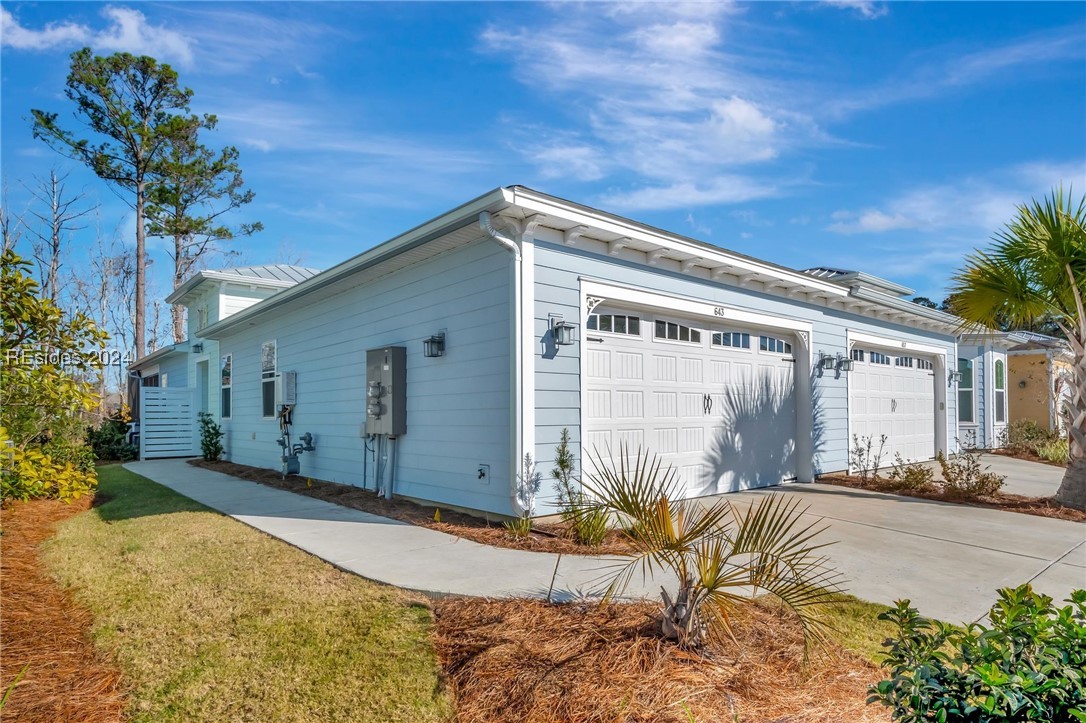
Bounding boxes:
479 211 528 515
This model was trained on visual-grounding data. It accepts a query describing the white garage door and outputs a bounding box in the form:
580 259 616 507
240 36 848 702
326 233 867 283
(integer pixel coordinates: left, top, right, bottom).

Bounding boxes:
583 308 797 498
849 349 936 463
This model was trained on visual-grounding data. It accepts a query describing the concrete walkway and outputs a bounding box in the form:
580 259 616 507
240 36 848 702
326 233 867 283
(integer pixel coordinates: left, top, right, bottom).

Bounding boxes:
124 459 1084 623
917 453 1067 498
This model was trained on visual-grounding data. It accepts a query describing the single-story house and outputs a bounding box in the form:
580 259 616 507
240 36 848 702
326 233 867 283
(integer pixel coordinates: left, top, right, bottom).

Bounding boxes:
129 186 1007 517
1008 332 1074 434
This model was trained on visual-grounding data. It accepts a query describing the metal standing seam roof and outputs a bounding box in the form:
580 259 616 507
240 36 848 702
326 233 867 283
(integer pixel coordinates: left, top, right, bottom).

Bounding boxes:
209 265 322 283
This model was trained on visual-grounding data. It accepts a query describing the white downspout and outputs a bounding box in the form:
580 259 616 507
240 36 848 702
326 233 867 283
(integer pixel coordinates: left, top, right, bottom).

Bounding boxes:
479 211 526 515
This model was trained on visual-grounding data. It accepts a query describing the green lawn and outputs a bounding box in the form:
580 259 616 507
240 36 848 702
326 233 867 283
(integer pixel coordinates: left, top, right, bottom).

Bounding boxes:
43 465 451 723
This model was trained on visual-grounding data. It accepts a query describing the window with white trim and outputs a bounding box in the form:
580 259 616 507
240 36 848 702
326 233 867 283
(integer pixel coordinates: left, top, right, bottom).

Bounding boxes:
759 335 792 354
870 351 890 365
994 358 1006 423
220 355 232 419
712 331 750 349
587 313 640 336
958 358 974 423
261 341 277 418
851 349 865 362
655 320 702 344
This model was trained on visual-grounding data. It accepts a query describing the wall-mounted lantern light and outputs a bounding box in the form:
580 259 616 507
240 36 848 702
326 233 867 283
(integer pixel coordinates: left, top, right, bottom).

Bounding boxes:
423 332 446 358
836 353 854 372
819 352 836 371
192 342 204 353
948 370 962 384
552 319 576 346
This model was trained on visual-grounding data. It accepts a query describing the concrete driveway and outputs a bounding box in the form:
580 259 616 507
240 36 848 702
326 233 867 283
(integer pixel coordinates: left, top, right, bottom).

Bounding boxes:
918 453 1067 498
713 481 1085 623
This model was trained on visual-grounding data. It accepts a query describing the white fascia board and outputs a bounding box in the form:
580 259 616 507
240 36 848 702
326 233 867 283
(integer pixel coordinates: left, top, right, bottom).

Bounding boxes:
848 286 960 332
165 272 295 305
847 330 950 358
510 188 847 299
129 344 185 370
200 188 512 339
581 278 813 335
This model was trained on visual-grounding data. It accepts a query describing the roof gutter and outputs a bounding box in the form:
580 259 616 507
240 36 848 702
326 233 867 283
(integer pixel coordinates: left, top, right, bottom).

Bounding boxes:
129 343 186 370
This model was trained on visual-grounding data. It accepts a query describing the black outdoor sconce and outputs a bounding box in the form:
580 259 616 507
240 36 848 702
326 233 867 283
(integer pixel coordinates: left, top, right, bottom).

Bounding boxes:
423 332 446 358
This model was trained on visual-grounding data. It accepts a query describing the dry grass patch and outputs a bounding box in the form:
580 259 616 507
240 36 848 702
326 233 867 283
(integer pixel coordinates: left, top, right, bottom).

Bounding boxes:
1 495 126 722
191 458 633 555
433 597 889 723
42 465 450 722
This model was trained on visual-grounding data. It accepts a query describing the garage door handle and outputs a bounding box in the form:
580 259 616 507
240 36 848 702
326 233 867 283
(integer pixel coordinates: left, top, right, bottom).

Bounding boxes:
891 399 897 412
703 394 713 415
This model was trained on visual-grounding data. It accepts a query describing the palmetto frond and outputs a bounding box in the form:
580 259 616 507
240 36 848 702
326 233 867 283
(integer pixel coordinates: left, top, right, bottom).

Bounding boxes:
581 446 842 651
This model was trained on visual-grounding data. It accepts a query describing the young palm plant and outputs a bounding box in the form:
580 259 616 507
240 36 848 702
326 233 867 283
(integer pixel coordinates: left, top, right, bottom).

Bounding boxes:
950 187 1086 510
575 446 842 651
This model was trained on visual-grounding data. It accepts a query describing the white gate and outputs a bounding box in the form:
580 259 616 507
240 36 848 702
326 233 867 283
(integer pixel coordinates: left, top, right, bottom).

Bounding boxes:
139 387 198 459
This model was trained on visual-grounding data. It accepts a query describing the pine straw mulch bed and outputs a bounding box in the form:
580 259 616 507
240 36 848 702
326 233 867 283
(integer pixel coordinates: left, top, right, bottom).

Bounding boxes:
0 495 127 722
818 474 1086 523
432 597 889 723
189 459 633 555
989 448 1069 468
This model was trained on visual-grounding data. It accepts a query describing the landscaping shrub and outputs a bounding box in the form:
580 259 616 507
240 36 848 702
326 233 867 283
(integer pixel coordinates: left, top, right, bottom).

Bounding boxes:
851 433 888 482
886 454 935 492
552 428 609 546
869 584 1086 722
0 434 97 503
1005 419 1068 464
1036 438 1069 464
938 449 1005 500
87 415 137 462
198 411 224 461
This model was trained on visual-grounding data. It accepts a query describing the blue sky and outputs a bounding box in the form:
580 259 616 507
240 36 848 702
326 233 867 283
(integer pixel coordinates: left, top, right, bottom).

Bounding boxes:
2 1 1084 306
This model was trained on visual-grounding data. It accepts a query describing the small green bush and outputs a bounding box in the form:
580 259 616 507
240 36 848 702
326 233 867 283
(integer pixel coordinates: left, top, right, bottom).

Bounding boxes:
198 412 224 462
1036 439 1069 464
1005 420 1068 464
503 514 532 538
551 427 610 546
938 449 1005 500
886 454 935 492
87 416 137 462
1 431 98 503
869 585 1086 722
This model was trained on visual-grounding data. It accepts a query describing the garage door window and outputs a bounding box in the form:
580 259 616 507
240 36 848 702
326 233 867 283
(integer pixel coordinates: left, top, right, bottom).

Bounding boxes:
587 313 640 336
958 358 974 423
870 352 890 365
655 320 701 344
895 356 914 368
712 331 750 349
851 349 865 362
994 359 1006 423
759 335 791 354
917 359 934 370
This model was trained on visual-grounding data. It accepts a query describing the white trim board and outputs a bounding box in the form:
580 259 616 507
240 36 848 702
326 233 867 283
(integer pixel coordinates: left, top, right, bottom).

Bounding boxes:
579 278 814 336
847 330 949 358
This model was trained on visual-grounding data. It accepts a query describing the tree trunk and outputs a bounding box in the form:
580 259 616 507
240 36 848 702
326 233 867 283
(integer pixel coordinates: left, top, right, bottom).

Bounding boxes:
1056 346 1086 510
134 182 146 359
172 233 185 343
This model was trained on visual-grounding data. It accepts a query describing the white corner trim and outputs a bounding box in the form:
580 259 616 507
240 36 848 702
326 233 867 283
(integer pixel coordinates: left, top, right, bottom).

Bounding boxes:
580 278 813 335
847 330 949 358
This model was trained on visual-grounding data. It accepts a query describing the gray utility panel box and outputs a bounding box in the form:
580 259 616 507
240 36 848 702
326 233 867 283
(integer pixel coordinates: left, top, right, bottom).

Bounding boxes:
364 346 407 436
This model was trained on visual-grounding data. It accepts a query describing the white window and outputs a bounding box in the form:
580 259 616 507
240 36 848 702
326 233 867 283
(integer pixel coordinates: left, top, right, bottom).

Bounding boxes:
759 335 792 354
712 331 750 349
587 313 640 336
895 356 914 368
197 307 208 330
161 373 168 387
261 341 277 418
655 320 702 344
870 352 891 365
994 359 1006 423
917 359 934 371
851 349 865 362
958 358 974 423
220 355 232 419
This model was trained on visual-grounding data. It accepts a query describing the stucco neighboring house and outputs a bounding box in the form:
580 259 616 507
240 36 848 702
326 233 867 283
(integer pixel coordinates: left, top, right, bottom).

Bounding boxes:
1008 332 1073 434
127 186 1007 517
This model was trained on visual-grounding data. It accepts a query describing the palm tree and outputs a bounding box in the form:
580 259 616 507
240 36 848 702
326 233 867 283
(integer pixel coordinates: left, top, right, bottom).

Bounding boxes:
577 447 842 651
950 187 1086 510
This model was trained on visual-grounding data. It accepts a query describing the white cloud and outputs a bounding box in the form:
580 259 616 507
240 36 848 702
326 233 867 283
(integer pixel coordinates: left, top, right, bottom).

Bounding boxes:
685 213 712 237
0 7 87 49
480 5 822 208
822 1 889 20
598 177 777 212
0 6 195 67
826 160 1086 235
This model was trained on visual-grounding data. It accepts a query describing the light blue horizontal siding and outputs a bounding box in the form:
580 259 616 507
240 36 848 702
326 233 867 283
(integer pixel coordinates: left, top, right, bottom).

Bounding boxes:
532 242 958 505
158 354 189 389
216 238 515 515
